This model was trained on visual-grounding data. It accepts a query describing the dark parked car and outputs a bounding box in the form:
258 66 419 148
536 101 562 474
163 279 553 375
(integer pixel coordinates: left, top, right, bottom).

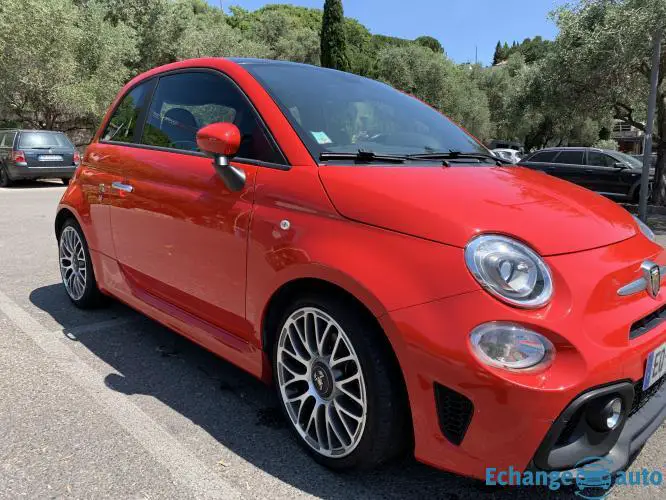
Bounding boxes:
518 147 652 202
0 129 80 187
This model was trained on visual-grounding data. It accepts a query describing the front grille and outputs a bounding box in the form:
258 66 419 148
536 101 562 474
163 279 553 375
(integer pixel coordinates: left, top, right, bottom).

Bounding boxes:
630 304 666 339
434 384 474 446
630 377 665 417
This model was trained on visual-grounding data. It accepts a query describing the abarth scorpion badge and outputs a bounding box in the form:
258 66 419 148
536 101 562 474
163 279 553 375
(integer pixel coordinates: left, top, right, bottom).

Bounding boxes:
643 260 661 299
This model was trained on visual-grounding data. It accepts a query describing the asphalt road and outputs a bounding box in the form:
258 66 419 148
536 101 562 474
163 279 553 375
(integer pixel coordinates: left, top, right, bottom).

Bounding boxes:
0 181 664 499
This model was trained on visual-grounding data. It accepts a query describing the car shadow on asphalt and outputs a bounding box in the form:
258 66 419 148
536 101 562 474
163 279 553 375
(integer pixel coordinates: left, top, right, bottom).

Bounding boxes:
0 180 65 189
30 284 579 500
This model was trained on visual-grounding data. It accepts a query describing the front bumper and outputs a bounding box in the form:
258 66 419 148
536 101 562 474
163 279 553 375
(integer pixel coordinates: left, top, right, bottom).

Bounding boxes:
532 378 666 474
380 234 666 480
7 163 76 180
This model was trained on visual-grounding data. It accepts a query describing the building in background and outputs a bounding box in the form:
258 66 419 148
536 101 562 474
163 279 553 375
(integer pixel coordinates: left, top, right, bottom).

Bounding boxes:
612 120 643 154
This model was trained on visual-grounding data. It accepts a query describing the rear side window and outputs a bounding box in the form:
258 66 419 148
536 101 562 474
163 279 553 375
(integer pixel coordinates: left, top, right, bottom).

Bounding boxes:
141 71 284 164
18 132 73 149
526 151 558 162
102 82 151 143
587 151 616 167
2 132 16 148
554 151 584 165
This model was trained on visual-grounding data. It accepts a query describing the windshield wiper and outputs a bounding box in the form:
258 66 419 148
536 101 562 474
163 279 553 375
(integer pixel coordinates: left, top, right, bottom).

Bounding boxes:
408 150 511 166
320 149 407 164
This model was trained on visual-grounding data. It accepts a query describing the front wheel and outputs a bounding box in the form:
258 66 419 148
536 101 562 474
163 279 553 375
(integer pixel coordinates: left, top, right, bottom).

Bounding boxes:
273 295 409 470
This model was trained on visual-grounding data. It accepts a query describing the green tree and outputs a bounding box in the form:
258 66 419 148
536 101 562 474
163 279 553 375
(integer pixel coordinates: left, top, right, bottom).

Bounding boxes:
321 0 349 70
415 36 444 54
549 0 666 201
375 45 491 140
0 0 136 140
492 41 503 65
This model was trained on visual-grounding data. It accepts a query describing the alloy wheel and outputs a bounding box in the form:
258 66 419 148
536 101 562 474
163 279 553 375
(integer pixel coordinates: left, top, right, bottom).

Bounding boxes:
277 307 368 458
59 226 87 301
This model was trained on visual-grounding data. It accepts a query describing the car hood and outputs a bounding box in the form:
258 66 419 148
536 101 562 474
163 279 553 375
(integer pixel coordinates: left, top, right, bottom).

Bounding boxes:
318 165 637 256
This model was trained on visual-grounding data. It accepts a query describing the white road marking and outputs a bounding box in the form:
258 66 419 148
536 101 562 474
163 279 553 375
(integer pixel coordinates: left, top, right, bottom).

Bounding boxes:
0 289 244 500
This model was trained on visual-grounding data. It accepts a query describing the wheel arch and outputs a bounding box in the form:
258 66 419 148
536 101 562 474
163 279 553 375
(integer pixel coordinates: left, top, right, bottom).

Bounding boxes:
260 276 388 356
55 206 80 239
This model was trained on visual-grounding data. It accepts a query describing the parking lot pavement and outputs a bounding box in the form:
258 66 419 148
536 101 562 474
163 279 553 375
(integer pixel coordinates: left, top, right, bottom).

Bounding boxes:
0 183 664 499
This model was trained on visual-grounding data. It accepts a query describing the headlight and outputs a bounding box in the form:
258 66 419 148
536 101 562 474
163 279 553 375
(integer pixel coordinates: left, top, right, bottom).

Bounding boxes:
633 215 656 242
465 235 553 308
470 322 554 370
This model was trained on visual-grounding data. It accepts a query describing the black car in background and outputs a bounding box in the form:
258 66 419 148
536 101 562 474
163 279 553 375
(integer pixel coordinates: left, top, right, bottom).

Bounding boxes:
518 147 651 202
0 129 80 187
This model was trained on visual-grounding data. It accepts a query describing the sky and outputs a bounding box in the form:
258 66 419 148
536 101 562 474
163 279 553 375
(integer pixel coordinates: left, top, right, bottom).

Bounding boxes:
211 0 569 65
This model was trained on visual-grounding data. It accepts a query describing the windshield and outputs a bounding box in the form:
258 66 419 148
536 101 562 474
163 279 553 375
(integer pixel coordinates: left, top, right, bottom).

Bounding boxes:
245 63 488 160
611 151 644 169
19 132 73 149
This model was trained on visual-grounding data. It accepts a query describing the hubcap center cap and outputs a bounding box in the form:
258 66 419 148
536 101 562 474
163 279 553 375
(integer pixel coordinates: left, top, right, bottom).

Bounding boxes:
311 361 333 398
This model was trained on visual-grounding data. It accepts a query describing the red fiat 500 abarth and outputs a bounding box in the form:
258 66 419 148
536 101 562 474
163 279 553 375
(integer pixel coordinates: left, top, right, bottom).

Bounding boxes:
55 58 666 479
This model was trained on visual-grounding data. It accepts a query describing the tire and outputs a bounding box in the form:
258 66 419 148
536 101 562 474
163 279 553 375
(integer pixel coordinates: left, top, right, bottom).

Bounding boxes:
58 218 105 308
272 293 409 470
0 166 12 187
61 178 71 186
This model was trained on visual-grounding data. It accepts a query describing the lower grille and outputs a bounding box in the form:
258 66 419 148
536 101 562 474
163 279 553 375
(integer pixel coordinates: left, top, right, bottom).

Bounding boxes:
630 304 666 339
434 384 474 445
630 377 665 417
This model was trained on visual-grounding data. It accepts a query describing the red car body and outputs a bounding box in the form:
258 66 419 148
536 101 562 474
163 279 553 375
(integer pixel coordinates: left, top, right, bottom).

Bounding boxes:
56 58 666 479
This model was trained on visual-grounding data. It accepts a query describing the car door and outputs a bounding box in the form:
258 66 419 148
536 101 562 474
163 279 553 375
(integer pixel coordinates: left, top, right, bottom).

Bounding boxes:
108 70 286 341
83 80 154 259
584 150 628 196
519 150 559 174
546 149 586 185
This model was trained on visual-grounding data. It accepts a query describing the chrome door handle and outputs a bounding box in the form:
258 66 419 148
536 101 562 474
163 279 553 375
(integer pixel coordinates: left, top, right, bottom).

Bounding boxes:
112 181 133 193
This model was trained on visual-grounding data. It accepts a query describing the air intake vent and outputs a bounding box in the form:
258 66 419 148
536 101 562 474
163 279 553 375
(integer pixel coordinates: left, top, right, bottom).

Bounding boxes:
434 384 474 445
630 377 665 417
630 304 666 339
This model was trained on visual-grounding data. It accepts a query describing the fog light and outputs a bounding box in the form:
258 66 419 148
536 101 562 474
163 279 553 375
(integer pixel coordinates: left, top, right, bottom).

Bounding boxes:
588 397 624 432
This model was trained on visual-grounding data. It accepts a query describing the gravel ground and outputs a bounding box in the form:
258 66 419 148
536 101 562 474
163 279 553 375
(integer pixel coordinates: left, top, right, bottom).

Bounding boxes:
0 181 663 499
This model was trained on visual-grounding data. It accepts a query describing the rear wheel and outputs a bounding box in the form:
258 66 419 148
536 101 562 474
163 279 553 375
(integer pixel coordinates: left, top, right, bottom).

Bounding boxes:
0 166 12 187
273 294 409 470
58 219 105 308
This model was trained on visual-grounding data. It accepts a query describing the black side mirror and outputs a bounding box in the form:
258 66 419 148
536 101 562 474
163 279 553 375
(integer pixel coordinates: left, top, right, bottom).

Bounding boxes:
614 162 626 169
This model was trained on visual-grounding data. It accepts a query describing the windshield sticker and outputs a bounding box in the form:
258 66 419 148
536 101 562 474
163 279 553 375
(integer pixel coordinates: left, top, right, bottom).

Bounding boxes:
311 131 333 145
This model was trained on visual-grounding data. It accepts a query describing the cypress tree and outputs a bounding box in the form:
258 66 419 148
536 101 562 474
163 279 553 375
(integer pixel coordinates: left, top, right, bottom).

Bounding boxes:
321 0 350 71
493 41 503 65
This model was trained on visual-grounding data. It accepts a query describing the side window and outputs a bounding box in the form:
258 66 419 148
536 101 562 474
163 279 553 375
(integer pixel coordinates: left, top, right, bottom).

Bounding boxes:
102 82 151 143
554 151 584 165
4 132 16 148
527 151 558 163
587 151 615 167
0 133 5 148
141 72 283 164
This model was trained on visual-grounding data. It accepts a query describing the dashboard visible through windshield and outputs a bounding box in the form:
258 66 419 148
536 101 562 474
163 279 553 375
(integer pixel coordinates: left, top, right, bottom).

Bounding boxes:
244 62 489 163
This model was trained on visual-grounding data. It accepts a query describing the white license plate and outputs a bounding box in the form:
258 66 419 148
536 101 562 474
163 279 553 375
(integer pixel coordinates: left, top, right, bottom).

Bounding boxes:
643 342 666 390
38 155 63 161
